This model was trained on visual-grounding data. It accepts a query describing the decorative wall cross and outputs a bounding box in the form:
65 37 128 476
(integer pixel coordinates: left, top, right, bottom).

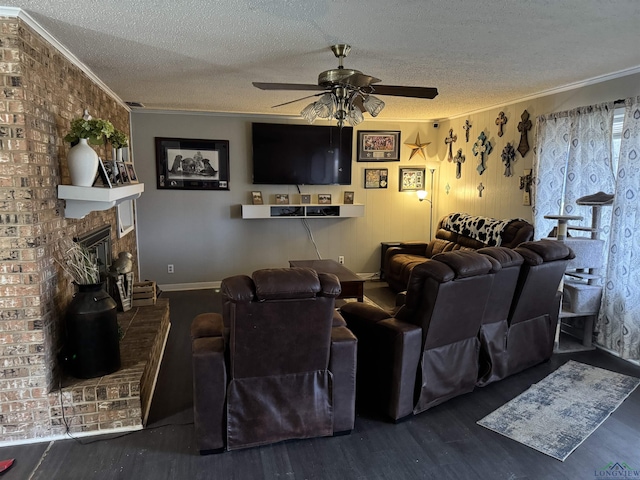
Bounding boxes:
495 111 507 137
453 148 465 179
445 183 451 195
463 120 472 142
472 131 493 175
444 128 457 161
501 142 516 177
477 182 485 197
517 109 532 157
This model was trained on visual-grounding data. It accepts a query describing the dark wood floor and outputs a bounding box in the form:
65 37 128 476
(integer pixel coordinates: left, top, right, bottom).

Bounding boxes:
3 281 640 480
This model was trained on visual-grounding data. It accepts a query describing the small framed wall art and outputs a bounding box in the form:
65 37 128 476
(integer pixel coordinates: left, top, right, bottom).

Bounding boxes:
116 161 130 185
275 193 289 205
300 194 311 204
94 158 112 188
155 137 230 190
251 191 263 205
399 167 426 192
357 131 401 161
318 194 332 205
364 168 388 189
125 162 139 184
343 191 354 204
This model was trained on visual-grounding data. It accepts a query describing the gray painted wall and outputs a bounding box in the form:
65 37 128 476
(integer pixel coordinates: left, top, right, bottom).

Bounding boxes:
131 114 437 287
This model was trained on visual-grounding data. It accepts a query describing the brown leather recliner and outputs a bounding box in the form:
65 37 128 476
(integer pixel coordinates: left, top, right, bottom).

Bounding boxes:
385 213 534 292
191 267 357 452
340 250 495 422
477 240 574 386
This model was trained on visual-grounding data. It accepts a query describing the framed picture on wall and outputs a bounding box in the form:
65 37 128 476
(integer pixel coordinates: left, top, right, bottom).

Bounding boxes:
155 137 230 190
399 167 426 191
357 131 401 161
364 168 388 189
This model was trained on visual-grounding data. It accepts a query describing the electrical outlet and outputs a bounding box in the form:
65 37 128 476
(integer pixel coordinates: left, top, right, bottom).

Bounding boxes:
167 264 174 274
338 256 345 264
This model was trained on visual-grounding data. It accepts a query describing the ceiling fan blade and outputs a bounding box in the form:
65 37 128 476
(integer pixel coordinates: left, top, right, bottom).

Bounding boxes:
253 82 324 91
370 85 439 99
271 93 325 108
342 72 381 88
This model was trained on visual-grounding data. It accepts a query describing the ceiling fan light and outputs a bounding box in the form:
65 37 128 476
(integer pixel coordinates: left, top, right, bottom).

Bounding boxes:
301 103 318 123
363 95 385 117
315 103 332 118
347 106 364 126
315 93 336 118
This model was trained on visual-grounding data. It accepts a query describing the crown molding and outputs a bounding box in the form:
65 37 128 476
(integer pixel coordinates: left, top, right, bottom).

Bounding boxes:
446 64 640 121
131 108 435 125
0 7 130 111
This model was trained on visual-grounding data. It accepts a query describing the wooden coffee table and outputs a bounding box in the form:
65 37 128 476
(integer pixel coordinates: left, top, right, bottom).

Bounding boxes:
289 259 365 302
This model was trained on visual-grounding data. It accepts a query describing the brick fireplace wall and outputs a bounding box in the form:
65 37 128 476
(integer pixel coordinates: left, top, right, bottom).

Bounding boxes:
0 17 139 443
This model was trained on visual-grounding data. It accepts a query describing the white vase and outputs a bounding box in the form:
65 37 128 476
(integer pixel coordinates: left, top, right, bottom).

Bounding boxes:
68 138 99 186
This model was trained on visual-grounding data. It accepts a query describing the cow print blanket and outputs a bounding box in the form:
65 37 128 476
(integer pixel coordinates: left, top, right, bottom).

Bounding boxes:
441 213 514 247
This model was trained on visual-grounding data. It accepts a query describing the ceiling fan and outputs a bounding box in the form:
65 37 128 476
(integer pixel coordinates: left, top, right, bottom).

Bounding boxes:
253 44 438 127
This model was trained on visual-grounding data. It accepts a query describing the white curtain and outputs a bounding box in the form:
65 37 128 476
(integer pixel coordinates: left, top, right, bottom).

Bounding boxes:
533 101 640 360
533 112 572 236
533 103 615 240
598 96 640 359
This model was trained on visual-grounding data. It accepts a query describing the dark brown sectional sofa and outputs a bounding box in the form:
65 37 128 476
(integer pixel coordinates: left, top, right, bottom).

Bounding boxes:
384 213 534 292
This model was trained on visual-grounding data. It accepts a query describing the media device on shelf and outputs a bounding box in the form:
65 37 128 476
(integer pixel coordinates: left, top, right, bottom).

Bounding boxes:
252 123 353 185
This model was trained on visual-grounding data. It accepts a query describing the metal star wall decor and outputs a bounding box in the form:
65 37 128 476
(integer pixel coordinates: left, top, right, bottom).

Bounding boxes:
404 133 430 160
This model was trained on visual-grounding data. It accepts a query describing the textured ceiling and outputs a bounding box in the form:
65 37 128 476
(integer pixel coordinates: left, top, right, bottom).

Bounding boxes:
3 1 640 121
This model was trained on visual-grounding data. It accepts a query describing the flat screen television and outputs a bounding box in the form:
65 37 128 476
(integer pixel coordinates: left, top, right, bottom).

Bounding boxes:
252 123 353 185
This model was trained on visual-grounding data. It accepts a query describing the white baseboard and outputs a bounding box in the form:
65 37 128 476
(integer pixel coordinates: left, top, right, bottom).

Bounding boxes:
159 273 380 292
159 281 222 292
0 424 143 448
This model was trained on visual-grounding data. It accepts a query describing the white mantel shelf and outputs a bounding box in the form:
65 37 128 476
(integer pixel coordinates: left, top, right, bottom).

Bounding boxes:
58 184 144 219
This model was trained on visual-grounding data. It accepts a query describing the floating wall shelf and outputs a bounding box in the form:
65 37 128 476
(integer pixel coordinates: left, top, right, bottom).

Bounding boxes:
58 184 144 219
241 204 364 219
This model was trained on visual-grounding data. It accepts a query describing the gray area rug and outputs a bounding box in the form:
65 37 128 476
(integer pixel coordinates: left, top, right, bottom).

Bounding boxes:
477 360 640 461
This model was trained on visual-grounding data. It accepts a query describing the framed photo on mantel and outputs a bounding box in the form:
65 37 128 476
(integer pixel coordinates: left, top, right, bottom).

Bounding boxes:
155 137 229 190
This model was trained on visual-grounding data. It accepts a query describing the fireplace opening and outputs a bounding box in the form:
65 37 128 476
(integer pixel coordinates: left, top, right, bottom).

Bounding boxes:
75 225 112 286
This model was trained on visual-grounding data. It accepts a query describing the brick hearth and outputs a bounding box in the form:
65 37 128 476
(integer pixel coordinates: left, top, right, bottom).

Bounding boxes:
48 299 170 435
